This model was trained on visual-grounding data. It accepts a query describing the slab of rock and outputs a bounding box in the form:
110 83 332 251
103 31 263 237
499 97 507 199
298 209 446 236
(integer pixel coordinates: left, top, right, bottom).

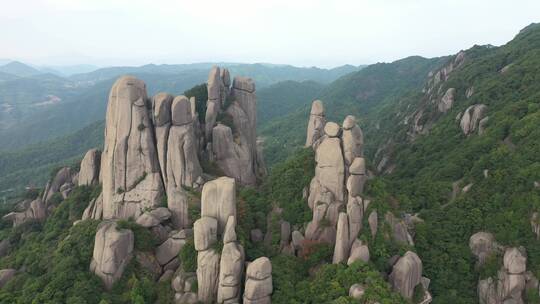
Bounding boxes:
101 76 164 220
223 216 237 244
197 249 220 303
333 212 350 264
217 242 245 303
212 124 256 185
342 117 364 165
90 221 134 290
244 257 273 304
194 217 218 251
348 240 370 265
438 88 456 113
460 104 487 135
308 137 345 208
504 247 527 274
78 149 101 186
305 100 326 147
389 251 423 299
156 235 187 266
201 177 236 234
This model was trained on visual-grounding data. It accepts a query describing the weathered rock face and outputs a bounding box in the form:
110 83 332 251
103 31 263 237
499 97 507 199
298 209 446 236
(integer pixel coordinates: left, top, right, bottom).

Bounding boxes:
156 229 189 266
347 239 370 265
244 257 273 304
342 116 364 166
460 104 488 135
201 177 236 234
389 251 423 299
504 247 527 275
217 220 245 303
78 149 101 186
43 166 75 204
101 76 164 220
3 198 46 227
90 221 134 290
152 92 174 185
82 193 103 220
438 88 456 113
333 212 350 264
203 67 264 186
308 137 345 208
166 96 203 229
197 249 220 303
305 100 325 148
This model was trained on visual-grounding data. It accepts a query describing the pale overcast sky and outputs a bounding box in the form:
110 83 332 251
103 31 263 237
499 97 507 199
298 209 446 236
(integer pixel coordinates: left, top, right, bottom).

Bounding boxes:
1 0 539 67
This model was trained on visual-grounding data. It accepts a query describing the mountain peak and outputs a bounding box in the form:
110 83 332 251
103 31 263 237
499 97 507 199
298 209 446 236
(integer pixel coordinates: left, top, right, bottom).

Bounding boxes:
0 61 41 77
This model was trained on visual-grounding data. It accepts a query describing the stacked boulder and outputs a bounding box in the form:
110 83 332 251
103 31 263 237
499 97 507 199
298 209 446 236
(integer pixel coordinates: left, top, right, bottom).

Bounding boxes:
470 232 539 304
90 221 134 290
303 100 368 265
2 197 46 227
194 177 245 303
205 67 264 185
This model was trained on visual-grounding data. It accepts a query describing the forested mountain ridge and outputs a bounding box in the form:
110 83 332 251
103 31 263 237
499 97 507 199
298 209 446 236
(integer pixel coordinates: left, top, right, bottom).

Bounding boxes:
363 22 540 303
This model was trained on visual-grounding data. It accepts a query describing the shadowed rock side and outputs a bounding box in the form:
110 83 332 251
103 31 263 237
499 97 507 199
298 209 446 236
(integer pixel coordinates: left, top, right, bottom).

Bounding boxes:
100 76 164 220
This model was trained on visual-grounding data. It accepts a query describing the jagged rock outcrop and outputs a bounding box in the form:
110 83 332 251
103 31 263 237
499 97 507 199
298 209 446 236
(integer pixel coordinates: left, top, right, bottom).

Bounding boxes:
460 104 488 135
3 198 46 227
389 251 423 299
166 95 203 229
438 88 456 113
78 149 101 186
81 193 103 220
204 68 264 186
152 92 174 185
244 257 273 304
172 269 198 303
217 216 245 303
305 100 326 148
100 76 164 220
43 167 76 203
90 221 134 290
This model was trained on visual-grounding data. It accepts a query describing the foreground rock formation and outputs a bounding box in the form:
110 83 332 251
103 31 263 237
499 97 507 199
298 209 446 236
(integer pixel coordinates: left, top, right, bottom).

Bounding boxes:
90 221 134 290
470 232 539 304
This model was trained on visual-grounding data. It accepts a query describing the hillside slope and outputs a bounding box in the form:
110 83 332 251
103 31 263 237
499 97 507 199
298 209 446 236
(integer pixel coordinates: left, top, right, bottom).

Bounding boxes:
363 23 540 303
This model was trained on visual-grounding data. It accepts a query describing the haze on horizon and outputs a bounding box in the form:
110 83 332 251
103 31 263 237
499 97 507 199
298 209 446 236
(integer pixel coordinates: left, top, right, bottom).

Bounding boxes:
1 0 539 68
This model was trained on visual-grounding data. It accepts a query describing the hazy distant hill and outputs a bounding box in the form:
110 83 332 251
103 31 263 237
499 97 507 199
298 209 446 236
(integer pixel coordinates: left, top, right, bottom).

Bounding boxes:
0 61 41 77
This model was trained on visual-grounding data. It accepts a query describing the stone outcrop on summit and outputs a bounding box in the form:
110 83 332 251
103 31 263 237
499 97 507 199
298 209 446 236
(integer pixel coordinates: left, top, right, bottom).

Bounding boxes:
100 76 164 220
78 148 101 186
